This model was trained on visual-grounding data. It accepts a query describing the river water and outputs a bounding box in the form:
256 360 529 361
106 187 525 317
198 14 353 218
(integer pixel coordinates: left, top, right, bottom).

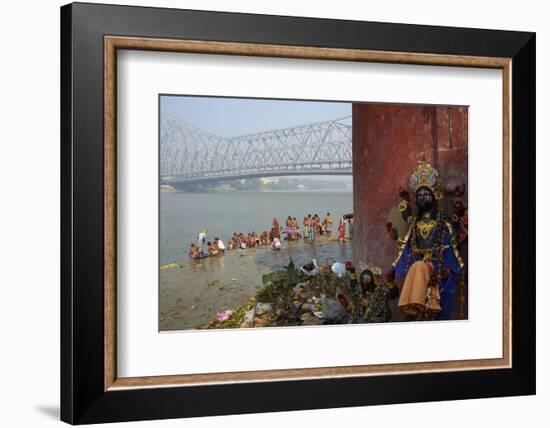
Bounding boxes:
160 191 353 265
160 191 354 330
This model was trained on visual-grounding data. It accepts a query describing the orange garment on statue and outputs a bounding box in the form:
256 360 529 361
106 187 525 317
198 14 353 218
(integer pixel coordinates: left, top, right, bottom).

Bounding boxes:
398 261 441 317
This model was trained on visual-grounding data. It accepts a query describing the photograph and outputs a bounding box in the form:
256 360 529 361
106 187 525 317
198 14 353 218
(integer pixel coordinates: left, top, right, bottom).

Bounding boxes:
54 1 537 424
159 96 468 331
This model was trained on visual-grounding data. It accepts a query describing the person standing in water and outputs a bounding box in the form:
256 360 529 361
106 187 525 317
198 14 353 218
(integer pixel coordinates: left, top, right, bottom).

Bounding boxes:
197 229 207 256
338 217 346 242
324 212 333 233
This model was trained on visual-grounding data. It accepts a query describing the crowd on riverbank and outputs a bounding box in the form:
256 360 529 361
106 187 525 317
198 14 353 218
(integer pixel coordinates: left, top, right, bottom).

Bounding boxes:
186 212 354 260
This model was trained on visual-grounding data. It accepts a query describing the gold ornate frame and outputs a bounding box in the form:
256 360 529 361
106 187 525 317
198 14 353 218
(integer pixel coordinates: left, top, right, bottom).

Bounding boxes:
103 36 512 391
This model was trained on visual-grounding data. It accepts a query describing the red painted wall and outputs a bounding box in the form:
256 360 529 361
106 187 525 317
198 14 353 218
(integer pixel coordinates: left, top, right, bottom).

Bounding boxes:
352 103 468 272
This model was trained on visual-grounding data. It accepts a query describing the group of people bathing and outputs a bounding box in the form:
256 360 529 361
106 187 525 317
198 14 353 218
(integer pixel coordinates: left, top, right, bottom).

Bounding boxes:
187 230 226 259
281 213 334 241
187 212 353 260
277 213 354 243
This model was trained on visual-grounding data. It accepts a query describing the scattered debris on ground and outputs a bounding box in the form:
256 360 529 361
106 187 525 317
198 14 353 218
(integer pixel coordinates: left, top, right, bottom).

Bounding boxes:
202 258 399 329
160 262 184 270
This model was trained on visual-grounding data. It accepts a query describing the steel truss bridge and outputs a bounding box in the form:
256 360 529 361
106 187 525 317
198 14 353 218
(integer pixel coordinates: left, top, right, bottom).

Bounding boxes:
160 114 352 185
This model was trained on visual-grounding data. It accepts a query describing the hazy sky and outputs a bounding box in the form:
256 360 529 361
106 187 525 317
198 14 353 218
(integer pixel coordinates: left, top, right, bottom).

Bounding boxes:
160 95 351 137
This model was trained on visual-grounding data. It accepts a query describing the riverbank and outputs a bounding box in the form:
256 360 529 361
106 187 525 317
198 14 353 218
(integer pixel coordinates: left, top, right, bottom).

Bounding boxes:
160 235 353 331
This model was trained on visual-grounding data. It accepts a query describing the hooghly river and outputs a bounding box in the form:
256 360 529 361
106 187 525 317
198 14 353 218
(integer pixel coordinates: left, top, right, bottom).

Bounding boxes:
160 191 353 265
160 191 354 331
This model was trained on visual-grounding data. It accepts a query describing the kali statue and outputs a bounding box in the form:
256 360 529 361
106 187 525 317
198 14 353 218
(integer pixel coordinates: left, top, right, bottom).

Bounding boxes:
389 161 466 321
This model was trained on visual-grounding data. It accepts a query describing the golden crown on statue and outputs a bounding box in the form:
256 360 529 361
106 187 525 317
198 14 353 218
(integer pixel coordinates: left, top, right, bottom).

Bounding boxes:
409 161 443 200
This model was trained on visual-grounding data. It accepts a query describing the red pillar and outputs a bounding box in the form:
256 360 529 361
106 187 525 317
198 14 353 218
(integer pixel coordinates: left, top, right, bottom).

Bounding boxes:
352 104 468 272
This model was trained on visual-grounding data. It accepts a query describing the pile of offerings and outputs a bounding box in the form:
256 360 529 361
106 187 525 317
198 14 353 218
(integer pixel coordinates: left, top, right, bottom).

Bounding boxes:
203 259 399 329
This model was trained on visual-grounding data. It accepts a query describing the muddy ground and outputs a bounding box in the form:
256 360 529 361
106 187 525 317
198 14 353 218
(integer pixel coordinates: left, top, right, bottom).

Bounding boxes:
160 236 353 331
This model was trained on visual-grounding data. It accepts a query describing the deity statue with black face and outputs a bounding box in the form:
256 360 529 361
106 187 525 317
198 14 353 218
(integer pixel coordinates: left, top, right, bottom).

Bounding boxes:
391 161 464 320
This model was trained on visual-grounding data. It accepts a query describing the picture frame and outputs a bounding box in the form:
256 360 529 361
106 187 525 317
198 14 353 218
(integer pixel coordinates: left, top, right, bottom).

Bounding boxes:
60 2 535 424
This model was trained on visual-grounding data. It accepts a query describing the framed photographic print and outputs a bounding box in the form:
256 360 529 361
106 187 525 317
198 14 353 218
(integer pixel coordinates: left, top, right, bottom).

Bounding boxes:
60 2 536 424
